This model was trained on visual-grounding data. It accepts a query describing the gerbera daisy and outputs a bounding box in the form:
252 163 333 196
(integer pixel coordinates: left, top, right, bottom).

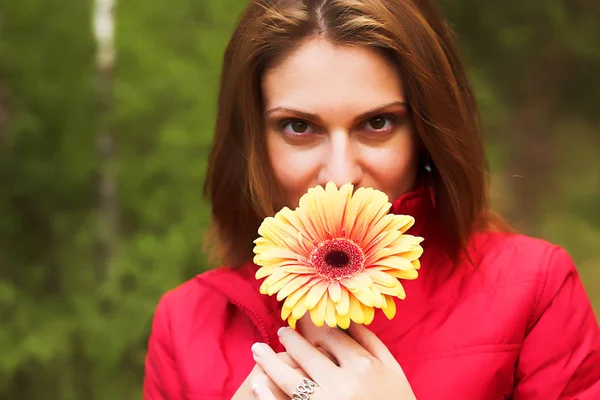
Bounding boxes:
253 182 424 329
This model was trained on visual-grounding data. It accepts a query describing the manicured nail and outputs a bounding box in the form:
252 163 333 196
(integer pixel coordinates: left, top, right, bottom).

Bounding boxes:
251 342 265 357
251 383 260 395
278 326 290 337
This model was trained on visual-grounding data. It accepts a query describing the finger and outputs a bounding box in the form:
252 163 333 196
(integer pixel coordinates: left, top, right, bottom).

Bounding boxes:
251 380 278 400
277 347 337 368
317 345 339 366
250 372 287 399
297 316 371 366
276 352 299 368
251 342 309 396
278 326 339 378
347 323 403 374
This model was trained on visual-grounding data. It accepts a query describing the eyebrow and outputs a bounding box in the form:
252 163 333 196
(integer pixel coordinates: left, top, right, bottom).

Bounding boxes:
265 101 408 124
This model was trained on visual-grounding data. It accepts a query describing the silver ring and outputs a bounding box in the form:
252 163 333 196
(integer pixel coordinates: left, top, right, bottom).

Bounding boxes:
291 377 317 400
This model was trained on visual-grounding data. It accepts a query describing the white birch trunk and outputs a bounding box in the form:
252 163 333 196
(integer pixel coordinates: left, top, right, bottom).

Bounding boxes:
93 0 117 282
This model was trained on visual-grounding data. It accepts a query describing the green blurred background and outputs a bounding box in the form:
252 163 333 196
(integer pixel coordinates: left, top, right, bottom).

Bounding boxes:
0 0 598 398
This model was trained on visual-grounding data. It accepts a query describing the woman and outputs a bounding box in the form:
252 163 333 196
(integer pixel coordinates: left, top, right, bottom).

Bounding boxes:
143 0 600 399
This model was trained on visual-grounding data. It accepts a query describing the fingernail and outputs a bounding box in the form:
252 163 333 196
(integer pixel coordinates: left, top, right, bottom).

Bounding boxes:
251 342 265 357
278 326 289 337
251 383 260 395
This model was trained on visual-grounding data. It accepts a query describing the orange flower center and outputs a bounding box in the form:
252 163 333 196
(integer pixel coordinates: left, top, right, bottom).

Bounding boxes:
310 238 365 280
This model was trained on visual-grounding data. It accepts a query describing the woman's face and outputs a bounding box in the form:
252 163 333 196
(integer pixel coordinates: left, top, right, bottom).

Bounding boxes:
262 38 419 209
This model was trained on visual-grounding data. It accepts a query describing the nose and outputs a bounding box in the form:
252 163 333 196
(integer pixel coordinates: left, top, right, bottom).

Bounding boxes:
317 130 363 189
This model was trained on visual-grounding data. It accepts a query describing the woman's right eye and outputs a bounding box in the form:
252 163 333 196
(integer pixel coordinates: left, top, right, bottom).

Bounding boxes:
280 119 315 136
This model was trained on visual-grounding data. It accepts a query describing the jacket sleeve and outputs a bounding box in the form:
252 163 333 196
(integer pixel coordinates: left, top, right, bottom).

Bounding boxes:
144 291 183 399
513 246 600 399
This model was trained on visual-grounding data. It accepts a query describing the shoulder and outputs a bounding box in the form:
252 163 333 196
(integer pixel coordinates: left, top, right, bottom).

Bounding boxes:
471 231 576 283
468 232 586 324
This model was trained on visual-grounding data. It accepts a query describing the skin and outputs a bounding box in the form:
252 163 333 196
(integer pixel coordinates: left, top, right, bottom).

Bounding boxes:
251 318 416 400
263 38 419 209
232 38 419 399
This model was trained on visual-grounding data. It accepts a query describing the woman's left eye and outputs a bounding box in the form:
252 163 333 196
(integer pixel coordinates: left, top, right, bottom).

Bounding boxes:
364 115 395 132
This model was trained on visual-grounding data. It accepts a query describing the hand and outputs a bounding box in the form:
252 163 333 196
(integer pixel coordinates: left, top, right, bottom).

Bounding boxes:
232 353 304 399
250 317 416 400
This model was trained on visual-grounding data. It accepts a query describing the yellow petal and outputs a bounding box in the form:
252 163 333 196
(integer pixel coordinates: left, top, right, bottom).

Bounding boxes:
351 190 390 244
382 295 397 320
253 236 271 246
276 275 312 301
260 272 288 293
371 256 415 270
295 232 315 257
342 274 373 291
280 207 319 244
366 233 415 262
347 288 375 307
306 280 328 309
255 266 276 280
397 247 424 262
299 187 328 240
292 293 309 319
362 303 375 325
334 183 353 236
282 304 293 321
343 187 367 238
383 237 420 256
336 312 351 329
288 316 297 329
255 261 311 280
310 293 328 326
394 214 416 233
375 282 406 300
347 287 376 307
359 194 392 238
282 265 315 274
325 298 337 328
256 247 300 261
258 217 296 247
284 237 311 259
282 280 314 311
348 294 364 324
370 287 387 308
360 214 394 250
412 259 421 270
253 242 282 255
335 287 350 315
373 282 405 298
318 184 333 236
266 273 297 296
364 231 402 262
366 269 400 288
328 281 342 303
387 268 418 281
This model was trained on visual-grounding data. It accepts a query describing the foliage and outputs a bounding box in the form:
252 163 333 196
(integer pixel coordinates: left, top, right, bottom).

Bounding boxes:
0 0 598 398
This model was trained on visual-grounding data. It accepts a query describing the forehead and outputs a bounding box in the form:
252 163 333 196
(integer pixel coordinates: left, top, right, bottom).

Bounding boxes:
261 38 405 112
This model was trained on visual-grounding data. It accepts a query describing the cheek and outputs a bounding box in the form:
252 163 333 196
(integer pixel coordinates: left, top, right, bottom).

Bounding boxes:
267 133 320 205
362 136 419 199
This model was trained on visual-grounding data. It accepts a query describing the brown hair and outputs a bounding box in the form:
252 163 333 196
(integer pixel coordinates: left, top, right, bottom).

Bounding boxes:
203 0 509 267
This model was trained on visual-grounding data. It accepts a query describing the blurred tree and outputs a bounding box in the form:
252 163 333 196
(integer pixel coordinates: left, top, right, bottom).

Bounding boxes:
439 0 600 237
0 0 597 399
0 0 97 398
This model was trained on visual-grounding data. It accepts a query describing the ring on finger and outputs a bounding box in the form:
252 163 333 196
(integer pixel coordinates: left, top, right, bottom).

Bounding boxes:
291 377 317 400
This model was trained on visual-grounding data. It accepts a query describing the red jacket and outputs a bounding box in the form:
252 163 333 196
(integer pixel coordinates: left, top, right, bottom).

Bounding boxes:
144 187 600 399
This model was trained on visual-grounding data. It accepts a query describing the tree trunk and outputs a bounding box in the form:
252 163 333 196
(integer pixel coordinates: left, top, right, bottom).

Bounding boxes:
505 47 573 234
93 0 117 283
